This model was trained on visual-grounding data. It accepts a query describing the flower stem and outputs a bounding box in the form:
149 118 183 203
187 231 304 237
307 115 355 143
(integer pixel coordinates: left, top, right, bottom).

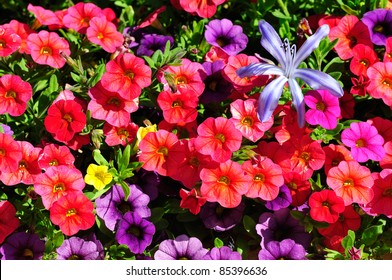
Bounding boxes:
276 0 291 18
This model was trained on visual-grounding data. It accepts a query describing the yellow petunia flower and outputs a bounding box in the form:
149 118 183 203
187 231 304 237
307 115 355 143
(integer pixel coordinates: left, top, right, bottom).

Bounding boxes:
135 123 157 147
84 164 113 190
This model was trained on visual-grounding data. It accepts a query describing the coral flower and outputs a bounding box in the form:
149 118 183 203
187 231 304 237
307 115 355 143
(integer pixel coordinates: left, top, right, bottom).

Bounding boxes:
329 15 373 60
50 192 95 236
38 143 75 170
0 201 19 244
179 188 207 215
87 81 138 127
309 190 345 223
138 130 185 176
26 30 71 68
0 74 32 117
230 98 273 142
327 160 374 206
200 160 250 208
157 88 199 125
34 165 85 209
0 133 22 174
367 61 392 106
62 2 102 34
194 117 243 163
323 143 353 175
86 16 124 53
0 25 21 57
284 171 311 207
27 4 61 27
349 44 379 77
101 53 152 100
0 141 41 186
242 156 284 201
176 0 226 18
84 164 113 190
3 20 34 54
103 122 139 147
44 99 86 143
341 121 385 162
380 141 392 169
304 89 341 129
384 37 392 62
158 58 206 95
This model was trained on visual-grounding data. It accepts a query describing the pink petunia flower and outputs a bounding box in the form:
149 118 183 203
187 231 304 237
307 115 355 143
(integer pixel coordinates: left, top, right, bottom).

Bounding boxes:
341 121 385 162
0 133 23 174
27 4 61 27
200 160 250 208
367 61 392 106
62 2 102 34
100 52 152 100
0 25 21 57
304 89 341 129
3 20 35 54
349 44 379 77
87 81 138 127
38 143 75 170
86 16 124 53
384 37 392 62
103 122 139 147
34 165 85 210
26 30 71 68
176 0 226 18
230 98 273 142
194 117 243 163
0 74 32 117
323 143 354 175
327 160 374 206
380 141 392 169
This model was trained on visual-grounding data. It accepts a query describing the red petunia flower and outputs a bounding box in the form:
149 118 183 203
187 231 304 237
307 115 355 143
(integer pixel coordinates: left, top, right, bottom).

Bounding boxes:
194 117 243 163
230 98 273 142
87 81 138 127
138 130 185 176
327 160 374 206
0 133 23 174
200 160 250 208
0 141 42 186
323 143 353 175
350 75 370 96
34 165 85 210
380 141 392 169
49 192 95 236
349 44 379 77
242 155 283 201
179 188 207 215
367 61 392 107
3 20 34 54
0 201 19 244
44 99 86 143
0 25 21 57
384 37 392 62
100 52 152 100
309 190 345 223
284 171 311 207
176 0 226 18
329 15 373 60
86 16 124 53
38 143 75 170
157 88 199 125
62 2 102 34
0 74 32 117
103 122 139 147
26 30 71 68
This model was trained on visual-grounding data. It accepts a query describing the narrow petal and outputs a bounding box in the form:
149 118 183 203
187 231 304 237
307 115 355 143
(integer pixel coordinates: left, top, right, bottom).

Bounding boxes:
236 63 284 78
293 68 344 97
288 78 305 128
293 24 330 68
257 76 288 122
258 20 287 68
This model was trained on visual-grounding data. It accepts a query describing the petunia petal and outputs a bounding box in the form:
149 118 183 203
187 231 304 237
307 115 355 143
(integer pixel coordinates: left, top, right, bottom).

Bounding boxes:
257 76 288 122
258 20 287 68
293 68 344 97
288 78 305 127
236 62 284 77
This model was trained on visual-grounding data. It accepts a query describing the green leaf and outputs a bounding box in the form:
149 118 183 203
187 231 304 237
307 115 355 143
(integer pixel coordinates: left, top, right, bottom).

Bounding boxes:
361 220 386 246
342 230 355 251
242 215 257 238
88 63 106 87
48 74 58 92
150 207 165 224
118 144 131 172
93 149 109 166
214 237 224 249
119 181 131 201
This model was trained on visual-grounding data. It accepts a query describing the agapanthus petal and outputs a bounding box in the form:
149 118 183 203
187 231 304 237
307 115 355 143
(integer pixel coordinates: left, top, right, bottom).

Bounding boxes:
294 68 344 97
237 62 284 77
288 78 305 127
258 20 287 68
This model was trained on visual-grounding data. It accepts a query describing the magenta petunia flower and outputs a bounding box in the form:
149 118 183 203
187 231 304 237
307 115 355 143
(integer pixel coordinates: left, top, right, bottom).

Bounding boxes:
304 89 341 129
204 18 248 56
341 121 385 162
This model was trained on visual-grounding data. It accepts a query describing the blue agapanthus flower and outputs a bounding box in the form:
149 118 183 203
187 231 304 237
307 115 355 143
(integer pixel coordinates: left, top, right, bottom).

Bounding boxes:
237 20 344 127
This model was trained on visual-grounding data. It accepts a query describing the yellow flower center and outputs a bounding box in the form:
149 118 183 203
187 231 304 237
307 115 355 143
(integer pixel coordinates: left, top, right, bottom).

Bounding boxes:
53 182 65 192
40 46 52 55
157 146 168 156
343 178 354 188
254 173 265 182
63 113 73 123
374 24 384 33
18 160 28 169
49 159 59 166
355 139 366 148
217 175 230 185
5 90 16 99
175 76 187 85
97 32 104 40
0 148 6 157
241 116 254 127
215 133 226 143
287 182 297 190
322 201 330 207
22 249 34 259
300 151 310 163
124 70 134 79
382 78 392 88
117 128 129 138
172 100 182 108
0 39 6 48
359 59 369 67
66 208 77 217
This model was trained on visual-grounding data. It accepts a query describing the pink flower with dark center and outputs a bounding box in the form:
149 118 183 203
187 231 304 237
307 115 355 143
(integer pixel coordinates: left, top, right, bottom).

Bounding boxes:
341 121 385 162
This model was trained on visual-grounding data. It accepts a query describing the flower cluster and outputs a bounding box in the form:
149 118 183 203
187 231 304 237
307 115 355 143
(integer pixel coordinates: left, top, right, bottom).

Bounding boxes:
0 0 392 261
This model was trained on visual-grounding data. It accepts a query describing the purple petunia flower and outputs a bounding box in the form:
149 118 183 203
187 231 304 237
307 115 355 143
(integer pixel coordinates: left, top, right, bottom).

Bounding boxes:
200 202 245 231
136 169 161 201
256 208 311 249
200 60 234 103
0 232 45 260
154 234 208 260
203 246 242 260
205 18 248 56
0 123 13 135
362 9 392 46
115 212 155 255
95 183 151 231
265 184 292 211
56 236 104 260
258 239 307 260
137 34 174 56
